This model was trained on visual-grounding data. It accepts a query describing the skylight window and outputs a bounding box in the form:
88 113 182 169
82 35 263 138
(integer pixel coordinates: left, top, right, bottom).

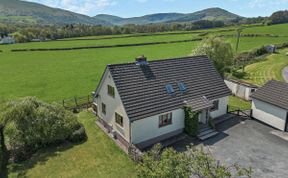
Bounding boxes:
178 82 186 92
166 84 175 95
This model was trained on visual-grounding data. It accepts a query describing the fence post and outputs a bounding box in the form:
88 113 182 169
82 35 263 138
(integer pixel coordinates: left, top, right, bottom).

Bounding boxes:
62 100 65 108
74 97 78 108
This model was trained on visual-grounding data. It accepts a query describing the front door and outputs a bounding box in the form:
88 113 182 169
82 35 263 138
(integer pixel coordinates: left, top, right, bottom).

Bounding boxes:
199 109 208 125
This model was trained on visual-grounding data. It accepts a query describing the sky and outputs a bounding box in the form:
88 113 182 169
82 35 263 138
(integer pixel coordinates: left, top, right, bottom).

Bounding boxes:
24 0 288 17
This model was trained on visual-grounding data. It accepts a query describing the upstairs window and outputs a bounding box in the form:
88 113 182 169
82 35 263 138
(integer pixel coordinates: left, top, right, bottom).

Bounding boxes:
210 100 219 111
102 103 106 115
165 84 175 95
159 113 172 127
178 82 186 92
115 112 123 127
108 85 115 98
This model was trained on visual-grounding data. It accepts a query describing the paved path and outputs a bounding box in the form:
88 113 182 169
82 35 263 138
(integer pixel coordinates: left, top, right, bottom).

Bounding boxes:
282 66 288 83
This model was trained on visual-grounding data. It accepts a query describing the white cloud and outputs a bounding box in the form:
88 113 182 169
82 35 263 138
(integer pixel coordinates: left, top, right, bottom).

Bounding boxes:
25 0 117 16
248 0 288 8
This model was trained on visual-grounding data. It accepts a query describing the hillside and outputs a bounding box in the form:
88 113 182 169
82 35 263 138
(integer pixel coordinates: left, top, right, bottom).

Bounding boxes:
0 0 110 25
95 8 242 25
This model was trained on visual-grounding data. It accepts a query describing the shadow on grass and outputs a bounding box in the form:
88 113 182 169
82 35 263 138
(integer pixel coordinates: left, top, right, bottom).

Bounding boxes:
8 140 86 177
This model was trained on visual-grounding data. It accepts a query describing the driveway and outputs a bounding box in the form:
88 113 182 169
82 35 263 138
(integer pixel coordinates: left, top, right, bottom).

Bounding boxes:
173 116 288 178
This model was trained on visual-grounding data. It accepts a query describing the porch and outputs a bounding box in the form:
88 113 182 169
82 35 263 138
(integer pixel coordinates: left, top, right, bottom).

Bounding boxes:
184 96 219 140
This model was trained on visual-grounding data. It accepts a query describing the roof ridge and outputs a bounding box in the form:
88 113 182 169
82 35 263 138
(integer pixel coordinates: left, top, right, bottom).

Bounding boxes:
108 55 208 68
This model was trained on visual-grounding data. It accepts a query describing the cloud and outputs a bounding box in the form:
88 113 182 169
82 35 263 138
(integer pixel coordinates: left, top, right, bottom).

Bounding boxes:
248 0 288 8
25 0 117 16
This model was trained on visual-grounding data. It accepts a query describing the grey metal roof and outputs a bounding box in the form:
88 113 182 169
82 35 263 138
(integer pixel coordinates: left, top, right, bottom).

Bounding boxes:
108 55 231 121
184 96 213 112
251 80 288 110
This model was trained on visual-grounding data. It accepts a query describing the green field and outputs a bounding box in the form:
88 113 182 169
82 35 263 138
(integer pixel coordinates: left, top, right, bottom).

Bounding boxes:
239 49 288 85
8 111 136 178
0 24 288 102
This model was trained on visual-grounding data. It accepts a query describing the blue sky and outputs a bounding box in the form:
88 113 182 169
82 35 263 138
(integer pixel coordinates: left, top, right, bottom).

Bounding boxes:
25 0 288 17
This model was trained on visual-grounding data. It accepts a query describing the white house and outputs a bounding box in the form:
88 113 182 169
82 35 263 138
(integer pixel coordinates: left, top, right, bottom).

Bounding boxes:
0 36 15 44
93 55 231 149
225 78 258 101
251 80 288 131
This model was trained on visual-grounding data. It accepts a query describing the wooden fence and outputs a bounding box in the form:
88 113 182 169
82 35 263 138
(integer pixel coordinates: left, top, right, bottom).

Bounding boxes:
60 95 93 111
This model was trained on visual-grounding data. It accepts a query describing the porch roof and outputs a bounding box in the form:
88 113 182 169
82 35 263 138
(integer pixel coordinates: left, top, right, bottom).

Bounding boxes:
183 96 213 112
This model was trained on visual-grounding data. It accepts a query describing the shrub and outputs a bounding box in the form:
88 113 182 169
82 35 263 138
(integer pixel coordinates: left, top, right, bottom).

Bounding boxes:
137 144 252 178
68 123 87 143
1 97 87 162
183 106 199 137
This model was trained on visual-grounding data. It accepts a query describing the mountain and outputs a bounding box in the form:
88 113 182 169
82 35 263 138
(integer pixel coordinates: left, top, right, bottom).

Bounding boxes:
0 0 242 26
95 8 242 25
0 0 111 25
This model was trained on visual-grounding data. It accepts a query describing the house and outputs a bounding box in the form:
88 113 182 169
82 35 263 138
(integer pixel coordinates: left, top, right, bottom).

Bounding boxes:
225 78 258 101
265 45 277 53
0 36 15 44
251 80 288 131
93 55 231 149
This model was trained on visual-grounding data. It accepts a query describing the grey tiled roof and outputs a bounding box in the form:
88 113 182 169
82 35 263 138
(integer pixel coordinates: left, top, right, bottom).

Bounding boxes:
184 96 214 112
251 80 288 110
108 55 231 121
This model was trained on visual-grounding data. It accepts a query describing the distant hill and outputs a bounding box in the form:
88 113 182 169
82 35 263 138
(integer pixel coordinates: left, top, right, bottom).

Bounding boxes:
0 0 242 26
0 0 111 25
95 8 242 25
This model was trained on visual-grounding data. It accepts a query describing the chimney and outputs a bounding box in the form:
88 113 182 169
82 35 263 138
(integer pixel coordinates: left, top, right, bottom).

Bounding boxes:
135 55 148 65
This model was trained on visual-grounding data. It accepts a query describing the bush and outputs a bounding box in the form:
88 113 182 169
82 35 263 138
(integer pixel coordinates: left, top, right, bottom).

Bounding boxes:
232 70 246 79
1 97 87 162
69 123 87 142
183 106 199 137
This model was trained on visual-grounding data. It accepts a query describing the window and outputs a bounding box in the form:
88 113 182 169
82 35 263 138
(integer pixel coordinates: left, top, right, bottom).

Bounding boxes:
165 84 175 95
108 85 115 98
159 113 172 127
210 100 219 111
115 113 123 127
178 82 186 92
102 103 106 115
251 88 256 93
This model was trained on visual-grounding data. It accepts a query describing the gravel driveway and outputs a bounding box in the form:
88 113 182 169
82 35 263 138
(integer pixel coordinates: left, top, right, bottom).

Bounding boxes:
173 117 288 178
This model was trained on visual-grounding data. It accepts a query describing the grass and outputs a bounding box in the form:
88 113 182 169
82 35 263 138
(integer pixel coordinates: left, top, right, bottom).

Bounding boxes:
0 24 288 102
0 33 199 51
239 49 288 85
228 96 252 111
8 111 136 178
0 41 198 102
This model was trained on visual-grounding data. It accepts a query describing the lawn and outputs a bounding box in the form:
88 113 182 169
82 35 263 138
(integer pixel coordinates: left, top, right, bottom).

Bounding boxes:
8 111 136 178
240 49 288 85
228 96 252 111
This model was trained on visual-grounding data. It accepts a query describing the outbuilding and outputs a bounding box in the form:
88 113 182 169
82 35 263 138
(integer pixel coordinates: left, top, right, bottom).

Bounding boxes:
251 80 288 131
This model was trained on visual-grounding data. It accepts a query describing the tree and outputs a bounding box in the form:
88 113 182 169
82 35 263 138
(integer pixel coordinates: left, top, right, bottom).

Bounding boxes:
192 37 234 77
137 144 252 178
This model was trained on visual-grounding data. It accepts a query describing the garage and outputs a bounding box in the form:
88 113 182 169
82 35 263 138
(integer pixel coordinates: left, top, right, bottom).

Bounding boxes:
251 80 288 131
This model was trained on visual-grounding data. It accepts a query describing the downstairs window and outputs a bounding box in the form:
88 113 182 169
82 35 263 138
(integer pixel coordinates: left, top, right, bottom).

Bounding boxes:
159 113 172 127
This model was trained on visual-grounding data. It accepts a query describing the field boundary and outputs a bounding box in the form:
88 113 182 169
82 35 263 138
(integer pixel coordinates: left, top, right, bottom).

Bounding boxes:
10 38 202 52
59 95 93 111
